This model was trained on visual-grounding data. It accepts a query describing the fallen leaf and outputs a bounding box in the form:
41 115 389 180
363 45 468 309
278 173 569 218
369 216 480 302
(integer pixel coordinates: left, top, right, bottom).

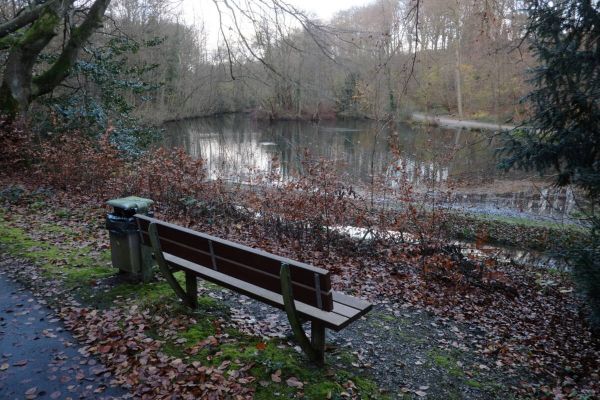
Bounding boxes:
25 387 38 395
25 387 38 399
98 345 111 353
286 376 304 388
271 369 281 383
255 342 267 351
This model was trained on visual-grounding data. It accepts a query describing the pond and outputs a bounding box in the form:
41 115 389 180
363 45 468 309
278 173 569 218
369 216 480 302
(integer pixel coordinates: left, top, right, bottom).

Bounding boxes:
163 114 576 221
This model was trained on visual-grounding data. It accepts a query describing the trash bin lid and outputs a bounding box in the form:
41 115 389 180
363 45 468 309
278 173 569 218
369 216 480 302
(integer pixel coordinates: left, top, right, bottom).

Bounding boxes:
107 196 154 211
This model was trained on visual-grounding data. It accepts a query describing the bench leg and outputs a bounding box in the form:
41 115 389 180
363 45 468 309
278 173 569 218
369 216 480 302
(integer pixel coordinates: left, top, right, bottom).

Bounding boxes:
311 321 325 365
185 271 198 309
149 223 197 309
280 263 325 366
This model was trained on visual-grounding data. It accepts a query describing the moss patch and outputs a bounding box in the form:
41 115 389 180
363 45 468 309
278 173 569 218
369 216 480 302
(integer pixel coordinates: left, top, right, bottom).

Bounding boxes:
0 211 116 292
428 349 464 378
160 319 386 399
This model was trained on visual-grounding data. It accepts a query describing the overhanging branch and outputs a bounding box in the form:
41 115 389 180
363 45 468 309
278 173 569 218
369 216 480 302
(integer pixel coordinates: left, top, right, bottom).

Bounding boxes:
0 0 63 39
33 0 112 98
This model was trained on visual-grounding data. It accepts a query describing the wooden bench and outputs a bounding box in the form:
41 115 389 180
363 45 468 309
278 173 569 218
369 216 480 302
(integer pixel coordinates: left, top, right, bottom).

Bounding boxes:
135 214 372 365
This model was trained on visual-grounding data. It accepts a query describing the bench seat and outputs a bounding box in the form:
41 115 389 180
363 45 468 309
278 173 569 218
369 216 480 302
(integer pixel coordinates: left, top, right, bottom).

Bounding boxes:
165 253 372 331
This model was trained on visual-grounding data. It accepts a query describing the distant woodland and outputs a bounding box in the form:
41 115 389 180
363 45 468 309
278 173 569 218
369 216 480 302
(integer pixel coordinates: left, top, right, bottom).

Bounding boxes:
0 0 531 126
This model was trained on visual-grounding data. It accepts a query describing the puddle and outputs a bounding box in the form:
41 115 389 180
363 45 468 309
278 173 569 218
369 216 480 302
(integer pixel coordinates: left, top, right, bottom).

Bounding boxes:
332 225 566 270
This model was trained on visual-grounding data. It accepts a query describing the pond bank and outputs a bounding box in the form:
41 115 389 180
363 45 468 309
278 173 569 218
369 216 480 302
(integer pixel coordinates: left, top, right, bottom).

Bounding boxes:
410 112 517 131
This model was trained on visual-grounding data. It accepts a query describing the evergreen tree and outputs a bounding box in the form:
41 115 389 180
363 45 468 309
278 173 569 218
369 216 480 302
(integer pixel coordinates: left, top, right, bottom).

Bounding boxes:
501 0 600 331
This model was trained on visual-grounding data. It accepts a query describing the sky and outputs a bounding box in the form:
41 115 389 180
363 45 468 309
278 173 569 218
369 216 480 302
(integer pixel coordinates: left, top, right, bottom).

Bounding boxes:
180 0 373 48
183 0 372 22
274 0 372 20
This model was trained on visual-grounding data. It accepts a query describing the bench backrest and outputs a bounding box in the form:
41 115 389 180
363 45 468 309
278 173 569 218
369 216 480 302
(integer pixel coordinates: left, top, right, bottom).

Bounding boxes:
135 215 334 311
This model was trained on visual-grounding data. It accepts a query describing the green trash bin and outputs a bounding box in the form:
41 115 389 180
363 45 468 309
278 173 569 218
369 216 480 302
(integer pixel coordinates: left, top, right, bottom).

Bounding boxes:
106 196 154 282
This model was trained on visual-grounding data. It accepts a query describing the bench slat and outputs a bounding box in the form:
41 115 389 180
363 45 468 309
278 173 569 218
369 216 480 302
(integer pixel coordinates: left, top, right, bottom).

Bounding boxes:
164 254 355 330
212 240 331 289
331 302 363 319
137 216 330 275
137 215 334 310
164 253 354 331
211 257 332 310
142 230 333 310
332 291 372 312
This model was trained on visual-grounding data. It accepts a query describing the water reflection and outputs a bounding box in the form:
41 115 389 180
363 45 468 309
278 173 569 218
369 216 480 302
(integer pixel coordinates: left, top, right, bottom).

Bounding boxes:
165 115 495 182
163 114 576 219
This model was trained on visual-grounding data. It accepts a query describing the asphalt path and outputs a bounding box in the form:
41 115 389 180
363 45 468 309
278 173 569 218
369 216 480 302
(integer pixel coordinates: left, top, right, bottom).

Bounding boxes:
0 272 128 400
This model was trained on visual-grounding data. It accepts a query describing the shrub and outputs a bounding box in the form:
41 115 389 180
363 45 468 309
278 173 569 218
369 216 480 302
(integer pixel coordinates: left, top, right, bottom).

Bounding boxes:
35 130 125 196
129 147 206 207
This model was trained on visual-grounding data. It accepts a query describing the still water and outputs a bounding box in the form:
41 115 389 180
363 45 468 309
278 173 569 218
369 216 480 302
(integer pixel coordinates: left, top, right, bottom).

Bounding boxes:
163 114 575 220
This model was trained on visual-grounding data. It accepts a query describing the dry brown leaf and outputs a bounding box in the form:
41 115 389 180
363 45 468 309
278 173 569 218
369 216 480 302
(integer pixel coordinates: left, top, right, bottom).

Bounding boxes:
286 377 304 389
98 345 112 353
255 342 267 351
271 369 281 383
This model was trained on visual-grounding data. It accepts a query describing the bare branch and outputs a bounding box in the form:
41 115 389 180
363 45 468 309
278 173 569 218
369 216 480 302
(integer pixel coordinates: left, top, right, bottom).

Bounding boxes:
402 0 420 95
213 0 236 80
33 0 113 97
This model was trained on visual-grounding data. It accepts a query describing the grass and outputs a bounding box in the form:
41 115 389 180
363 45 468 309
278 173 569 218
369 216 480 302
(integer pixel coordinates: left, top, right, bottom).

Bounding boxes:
155 311 388 400
428 349 464 378
441 209 588 252
427 348 511 397
0 211 115 290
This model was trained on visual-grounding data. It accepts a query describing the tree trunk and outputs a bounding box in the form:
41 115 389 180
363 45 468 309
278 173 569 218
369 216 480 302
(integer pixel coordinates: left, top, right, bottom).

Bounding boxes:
0 7 62 116
454 35 463 119
0 0 111 119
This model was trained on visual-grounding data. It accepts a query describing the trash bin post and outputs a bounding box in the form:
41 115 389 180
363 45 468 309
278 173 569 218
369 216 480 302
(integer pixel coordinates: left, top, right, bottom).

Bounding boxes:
139 244 154 283
106 196 154 283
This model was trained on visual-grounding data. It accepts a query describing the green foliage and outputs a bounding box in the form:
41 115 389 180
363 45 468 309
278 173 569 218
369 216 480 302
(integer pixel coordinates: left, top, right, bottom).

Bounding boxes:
37 36 164 154
500 0 600 330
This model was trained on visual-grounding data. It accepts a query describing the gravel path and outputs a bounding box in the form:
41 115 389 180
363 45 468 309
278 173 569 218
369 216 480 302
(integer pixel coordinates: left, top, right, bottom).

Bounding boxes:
208 286 519 399
0 269 128 400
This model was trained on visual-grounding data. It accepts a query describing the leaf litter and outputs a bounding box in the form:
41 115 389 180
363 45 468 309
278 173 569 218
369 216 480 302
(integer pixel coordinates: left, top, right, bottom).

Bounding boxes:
0 180 599 399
